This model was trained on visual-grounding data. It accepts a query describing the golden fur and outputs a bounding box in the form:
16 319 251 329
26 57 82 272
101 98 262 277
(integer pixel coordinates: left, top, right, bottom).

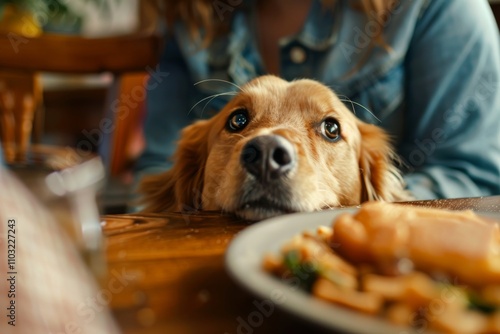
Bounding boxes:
139 75 410 220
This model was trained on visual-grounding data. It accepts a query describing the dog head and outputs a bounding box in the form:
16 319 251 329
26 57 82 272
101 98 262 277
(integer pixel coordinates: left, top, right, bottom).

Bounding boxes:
139 75 408 220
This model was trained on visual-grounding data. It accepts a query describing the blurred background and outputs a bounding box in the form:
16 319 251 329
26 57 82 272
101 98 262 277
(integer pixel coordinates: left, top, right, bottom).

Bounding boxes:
0 0 499 215
0 0 162 213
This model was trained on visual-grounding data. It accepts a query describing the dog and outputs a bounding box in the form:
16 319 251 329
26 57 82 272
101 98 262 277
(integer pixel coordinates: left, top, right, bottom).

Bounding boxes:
139 75 410 220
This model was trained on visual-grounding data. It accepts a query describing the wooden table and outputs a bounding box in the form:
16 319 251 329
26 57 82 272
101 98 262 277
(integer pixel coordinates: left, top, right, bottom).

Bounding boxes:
101 196 500 334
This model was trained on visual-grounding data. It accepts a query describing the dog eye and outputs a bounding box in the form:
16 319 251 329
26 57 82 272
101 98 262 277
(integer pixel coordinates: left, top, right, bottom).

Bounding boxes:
321 118 341 142
227 109 249 132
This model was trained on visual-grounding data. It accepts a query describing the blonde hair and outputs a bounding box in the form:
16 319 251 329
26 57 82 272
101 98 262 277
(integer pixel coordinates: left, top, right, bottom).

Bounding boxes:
162 0 398 48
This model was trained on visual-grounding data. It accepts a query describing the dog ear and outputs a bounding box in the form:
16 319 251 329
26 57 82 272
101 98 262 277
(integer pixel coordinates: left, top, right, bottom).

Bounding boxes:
139 119 211 213
357 122 407 202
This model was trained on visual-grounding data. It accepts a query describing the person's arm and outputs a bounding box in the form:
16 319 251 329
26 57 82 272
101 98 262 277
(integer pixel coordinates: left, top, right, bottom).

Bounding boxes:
134 35 194 177
401 0 500 199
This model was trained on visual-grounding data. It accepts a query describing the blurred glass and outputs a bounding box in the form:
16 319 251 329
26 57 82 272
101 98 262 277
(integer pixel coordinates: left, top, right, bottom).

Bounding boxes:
10 155 106 277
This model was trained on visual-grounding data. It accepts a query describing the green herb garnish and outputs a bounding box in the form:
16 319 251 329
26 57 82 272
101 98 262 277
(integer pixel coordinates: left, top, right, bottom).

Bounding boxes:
468 293 498 314
283 250 319 292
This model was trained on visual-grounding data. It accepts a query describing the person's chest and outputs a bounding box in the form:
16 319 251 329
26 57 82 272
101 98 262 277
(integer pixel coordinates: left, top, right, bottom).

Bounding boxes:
255 0 313 75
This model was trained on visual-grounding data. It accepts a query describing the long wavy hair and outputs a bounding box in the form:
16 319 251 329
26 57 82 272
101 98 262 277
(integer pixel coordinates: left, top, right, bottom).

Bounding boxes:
162 0 398 48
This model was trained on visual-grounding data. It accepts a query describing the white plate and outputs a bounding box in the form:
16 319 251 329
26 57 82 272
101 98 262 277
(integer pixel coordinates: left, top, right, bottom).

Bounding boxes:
225 208 423 334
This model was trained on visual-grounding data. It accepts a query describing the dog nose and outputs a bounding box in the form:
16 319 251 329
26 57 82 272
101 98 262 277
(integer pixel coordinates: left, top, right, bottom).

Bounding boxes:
241 135 296 181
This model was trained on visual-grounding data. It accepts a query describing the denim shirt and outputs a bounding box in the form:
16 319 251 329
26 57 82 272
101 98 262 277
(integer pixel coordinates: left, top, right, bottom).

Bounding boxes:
136 0 500 200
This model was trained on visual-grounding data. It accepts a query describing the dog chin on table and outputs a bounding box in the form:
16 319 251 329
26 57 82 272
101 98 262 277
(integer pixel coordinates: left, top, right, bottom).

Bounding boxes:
139 75 411 221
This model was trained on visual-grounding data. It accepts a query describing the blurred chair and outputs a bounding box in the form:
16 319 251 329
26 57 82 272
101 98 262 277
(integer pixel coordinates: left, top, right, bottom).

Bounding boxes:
0 1 162 176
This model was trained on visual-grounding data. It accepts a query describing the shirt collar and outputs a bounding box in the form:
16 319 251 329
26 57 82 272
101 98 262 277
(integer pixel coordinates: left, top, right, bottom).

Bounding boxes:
234 0 340 49
227 0 342 84
281 0 341 50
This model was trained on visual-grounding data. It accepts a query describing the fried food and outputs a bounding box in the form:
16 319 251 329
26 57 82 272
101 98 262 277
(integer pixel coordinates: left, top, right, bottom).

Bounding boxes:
263 202 500 333
333 202 500 285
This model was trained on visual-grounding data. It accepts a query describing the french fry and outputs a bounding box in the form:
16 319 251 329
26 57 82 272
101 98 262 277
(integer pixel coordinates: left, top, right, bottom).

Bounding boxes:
485 311 500 334
403 273 443 309
262 253 284 274
313 277 383 315
316 225 333 242
429 309 488 334
385 302 414 326
362 274 409 300
281 236 358 289
283 235 356 276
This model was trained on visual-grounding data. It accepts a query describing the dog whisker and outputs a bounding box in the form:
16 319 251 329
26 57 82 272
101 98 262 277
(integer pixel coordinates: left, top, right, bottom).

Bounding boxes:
320 201 335 210
200 92 238 118
194 79 242 91
337 94 357 117
330 188 351 200
338 98 381 123
315 183 345 209
189 92 238 115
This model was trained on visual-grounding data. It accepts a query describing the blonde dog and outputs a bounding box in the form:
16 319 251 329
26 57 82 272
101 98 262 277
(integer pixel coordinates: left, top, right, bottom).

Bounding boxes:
139 75 410 220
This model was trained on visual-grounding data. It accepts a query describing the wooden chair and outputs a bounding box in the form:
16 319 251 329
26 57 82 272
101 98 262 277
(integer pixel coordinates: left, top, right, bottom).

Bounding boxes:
0 16 162 175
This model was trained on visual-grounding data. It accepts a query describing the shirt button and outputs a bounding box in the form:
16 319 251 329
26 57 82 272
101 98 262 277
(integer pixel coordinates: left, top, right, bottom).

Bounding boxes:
290 46 307 64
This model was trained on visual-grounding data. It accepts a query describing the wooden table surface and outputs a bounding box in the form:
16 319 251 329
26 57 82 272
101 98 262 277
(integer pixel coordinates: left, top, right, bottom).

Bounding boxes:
101 196 500 334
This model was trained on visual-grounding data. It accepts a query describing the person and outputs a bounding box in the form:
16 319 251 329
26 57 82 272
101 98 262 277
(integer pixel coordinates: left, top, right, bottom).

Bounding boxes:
134 0 500 200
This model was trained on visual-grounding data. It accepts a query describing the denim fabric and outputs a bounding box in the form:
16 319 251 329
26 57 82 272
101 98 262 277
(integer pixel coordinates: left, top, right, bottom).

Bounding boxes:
136 0 500 199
